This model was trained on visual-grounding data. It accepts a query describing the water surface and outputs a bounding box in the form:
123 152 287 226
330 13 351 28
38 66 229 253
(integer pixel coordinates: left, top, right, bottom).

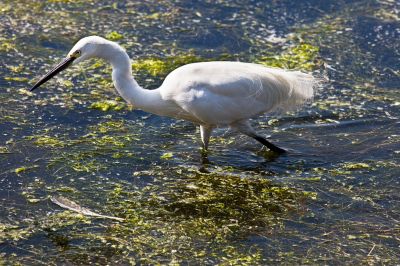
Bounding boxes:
0 0 399 264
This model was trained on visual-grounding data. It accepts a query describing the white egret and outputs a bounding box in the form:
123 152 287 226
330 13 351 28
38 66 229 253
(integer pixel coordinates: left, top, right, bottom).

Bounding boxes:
30 36 317 153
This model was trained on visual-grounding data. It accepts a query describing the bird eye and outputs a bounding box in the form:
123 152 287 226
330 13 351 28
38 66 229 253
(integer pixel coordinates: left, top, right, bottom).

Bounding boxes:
71 50 81 58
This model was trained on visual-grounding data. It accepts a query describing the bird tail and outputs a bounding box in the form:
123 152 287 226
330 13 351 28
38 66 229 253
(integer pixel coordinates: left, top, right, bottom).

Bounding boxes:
274 70 319 113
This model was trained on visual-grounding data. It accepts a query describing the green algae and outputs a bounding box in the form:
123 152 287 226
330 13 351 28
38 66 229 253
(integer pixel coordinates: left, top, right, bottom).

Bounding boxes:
31 135 66 148
146 12 162 20
210 136 236 146
292 6 400 120
14 167 27 174
0 211 91 245
90 120 126 134
89 100 126 112
0 37 16 53
311 162 376 180
47 0 85 3
258 43 321 71
54 186 78 193
311 161 376 179
162 172 313 224
342 162 372 170
25 119 139 174
106 31 124 41
4 77 29 82
132 53 204 77
7 64 24 73
111 151 134 159
160 152 173 159
0 168 316 264
295 176 322 182
96 169 316 264
0 223 33 243
132 58 167 76
0 146 9 153
69 157 104 172
14 165 38 175
47 150 106 173
21 188 42 203
92 135 130 148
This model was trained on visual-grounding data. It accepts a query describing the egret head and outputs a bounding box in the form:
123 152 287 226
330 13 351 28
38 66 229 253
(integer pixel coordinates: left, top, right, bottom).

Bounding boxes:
29 36 109 91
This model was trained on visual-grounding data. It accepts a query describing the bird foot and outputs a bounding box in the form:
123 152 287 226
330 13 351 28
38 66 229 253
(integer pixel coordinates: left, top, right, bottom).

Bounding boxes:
200 149 210 165
253 136 286 154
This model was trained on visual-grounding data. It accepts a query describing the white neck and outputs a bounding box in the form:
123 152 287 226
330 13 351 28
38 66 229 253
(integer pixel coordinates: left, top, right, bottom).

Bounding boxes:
97 42 165 114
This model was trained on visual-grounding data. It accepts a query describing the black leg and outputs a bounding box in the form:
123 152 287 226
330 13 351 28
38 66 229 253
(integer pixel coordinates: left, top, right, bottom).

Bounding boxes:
253 136 286 153
201 149 210 165
199 150 211 173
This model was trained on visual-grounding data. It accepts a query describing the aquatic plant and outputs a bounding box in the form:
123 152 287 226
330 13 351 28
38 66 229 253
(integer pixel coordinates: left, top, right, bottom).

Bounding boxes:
132 53 204 77
258 43 321 71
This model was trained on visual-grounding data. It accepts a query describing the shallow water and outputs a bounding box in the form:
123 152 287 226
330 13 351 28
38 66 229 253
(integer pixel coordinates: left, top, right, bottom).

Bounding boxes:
0 0 399 264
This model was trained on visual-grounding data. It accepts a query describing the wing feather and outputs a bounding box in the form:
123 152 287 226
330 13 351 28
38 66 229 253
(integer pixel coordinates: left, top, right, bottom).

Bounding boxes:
160 62 316 124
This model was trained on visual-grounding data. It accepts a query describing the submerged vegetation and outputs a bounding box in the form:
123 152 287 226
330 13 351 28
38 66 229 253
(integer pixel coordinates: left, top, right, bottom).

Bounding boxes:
105 31 124 41
89 99 127 112
132 53 204 77
258 43 321 71
1 169 315 264
0 0 399 264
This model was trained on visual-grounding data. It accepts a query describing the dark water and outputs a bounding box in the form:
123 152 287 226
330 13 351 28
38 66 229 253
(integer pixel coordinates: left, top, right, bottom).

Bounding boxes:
0 0 399 264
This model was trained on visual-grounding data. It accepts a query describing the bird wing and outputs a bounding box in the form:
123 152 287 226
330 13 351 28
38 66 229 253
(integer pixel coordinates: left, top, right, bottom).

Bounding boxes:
160 62 315 125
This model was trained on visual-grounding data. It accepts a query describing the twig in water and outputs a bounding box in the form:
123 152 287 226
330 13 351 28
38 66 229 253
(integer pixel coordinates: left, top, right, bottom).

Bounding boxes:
367 243 376 256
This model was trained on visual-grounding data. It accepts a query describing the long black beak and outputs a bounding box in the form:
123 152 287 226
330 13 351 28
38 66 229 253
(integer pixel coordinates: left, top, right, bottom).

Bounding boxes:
30 56 76 91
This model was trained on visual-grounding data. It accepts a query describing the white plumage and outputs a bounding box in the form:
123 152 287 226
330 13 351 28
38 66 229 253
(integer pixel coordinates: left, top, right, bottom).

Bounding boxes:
160 62 314 124
30 36 317 153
